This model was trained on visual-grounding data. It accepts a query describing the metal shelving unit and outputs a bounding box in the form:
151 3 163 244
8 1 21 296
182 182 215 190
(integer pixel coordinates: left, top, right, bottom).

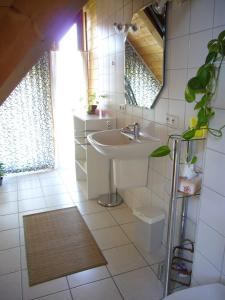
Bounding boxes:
163 136 205 297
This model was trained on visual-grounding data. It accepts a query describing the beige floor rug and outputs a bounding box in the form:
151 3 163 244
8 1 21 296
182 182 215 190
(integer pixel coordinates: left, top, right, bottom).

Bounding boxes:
23 207 107 286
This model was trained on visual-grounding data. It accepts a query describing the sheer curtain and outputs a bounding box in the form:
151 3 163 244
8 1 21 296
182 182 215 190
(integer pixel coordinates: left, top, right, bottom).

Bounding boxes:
0 52 55 173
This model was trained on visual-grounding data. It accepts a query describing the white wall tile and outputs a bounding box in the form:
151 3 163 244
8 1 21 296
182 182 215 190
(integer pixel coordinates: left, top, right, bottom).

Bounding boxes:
200 187 225 236
168 69 187 100
196 220 225 270
192 250 221 284
133 0 144 14
214 0 225 27
213 65 225 109
207 109 225 154
190 0 214 33
168 36 189 69
168 99 185 129
204 149 225 197
167 0 190 39
155 98 169 124
188 29 212 68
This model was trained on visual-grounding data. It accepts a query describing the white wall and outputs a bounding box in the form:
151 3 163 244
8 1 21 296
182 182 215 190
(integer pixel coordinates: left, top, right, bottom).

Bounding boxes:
95 0 225 285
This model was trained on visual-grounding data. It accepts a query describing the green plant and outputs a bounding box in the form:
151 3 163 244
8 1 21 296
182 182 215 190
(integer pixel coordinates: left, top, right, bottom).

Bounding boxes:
88 93 96 105
87 93 97 113
151 29 225 158
0 162 5 177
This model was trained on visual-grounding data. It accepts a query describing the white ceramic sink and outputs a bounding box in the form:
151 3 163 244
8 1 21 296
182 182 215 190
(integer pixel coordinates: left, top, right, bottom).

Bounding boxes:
87 129 160 159
164 283 225 300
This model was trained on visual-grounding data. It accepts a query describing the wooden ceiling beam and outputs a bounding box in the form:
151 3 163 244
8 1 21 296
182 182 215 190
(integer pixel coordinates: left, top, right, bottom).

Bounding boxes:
0 0 86 105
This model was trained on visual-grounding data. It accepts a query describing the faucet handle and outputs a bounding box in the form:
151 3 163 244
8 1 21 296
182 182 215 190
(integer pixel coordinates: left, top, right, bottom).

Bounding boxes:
133 122 140 137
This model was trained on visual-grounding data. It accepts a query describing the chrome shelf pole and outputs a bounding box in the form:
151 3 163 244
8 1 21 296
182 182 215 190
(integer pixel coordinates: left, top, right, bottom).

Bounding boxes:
164 137 181 297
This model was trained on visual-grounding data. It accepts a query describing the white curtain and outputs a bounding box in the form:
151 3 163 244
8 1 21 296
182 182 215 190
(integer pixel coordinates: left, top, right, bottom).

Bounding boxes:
0 53 55 173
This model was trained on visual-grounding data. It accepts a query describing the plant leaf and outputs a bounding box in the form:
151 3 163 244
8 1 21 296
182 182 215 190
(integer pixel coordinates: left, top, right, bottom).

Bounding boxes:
196 65 212 87
188 77 206 93
150 145 171 157
194 94 211 110
218 30 225 42
185 86 196 102
190 155 197 164
205 51 217 64
182 129 196 140
207 39 219 52
197 108 208 127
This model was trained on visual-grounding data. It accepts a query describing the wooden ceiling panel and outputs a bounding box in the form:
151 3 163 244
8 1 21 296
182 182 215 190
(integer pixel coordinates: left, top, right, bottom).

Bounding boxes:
0 0 14 7
0 0 87 104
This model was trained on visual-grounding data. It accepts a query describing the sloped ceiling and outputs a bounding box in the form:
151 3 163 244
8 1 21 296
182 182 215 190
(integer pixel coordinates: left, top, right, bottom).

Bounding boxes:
0 0 86 105
128 11 163 83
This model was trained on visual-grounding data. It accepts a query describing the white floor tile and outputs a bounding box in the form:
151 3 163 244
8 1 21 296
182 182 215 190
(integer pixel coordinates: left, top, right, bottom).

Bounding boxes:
0 247 21 275
22 271 69 300
67 266 110 288
70 191 87 202
70 278 122 300
0 214 19 231
45 193 73 208
121 223 137 243
18 197 46 212
0 271 22 300
38 290 72 300
18 187 43 200
114 267 163 300
42 185 67 196
136 245 166 266
110 208 136 225
40 177 63 187
0 202 18 216
18 179 41 191
0 191 17 202
38 291 72 300
83 211 117 230
21 246 27 270
92 226 130 250
20 227 25 245
0 183 17 193
103 244 147 276
76 200 106 215
0 228 20 250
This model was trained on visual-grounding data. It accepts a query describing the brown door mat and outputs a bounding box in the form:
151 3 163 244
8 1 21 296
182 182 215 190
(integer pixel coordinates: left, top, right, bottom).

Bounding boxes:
23 206 107 286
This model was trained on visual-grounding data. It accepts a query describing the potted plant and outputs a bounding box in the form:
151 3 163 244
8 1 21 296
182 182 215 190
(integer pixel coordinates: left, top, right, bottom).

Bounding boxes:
0 162 5 186
87 93 97 114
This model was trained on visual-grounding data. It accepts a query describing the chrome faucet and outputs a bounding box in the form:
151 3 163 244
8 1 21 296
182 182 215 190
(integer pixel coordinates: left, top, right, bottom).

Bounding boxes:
121 122 140 139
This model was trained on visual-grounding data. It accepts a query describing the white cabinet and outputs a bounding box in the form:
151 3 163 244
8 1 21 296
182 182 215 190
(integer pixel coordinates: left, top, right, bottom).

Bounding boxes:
74 113 116 199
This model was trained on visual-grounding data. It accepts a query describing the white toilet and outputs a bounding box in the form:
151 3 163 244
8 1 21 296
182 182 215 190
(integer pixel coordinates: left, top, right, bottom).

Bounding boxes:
163 283 225 300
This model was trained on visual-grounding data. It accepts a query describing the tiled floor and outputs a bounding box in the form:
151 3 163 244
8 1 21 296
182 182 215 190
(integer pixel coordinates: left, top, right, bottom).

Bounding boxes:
0 169 164 300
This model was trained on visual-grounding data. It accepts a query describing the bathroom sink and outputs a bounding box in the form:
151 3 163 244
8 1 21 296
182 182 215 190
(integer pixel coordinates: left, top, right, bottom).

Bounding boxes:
163 283 225 300
87 129 160 159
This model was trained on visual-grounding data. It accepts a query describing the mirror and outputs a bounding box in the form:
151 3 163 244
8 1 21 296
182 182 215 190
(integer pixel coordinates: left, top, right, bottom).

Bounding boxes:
124 2 166 109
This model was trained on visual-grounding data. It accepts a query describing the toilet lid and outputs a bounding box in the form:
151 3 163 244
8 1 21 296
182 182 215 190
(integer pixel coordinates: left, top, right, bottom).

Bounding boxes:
163 283 225 300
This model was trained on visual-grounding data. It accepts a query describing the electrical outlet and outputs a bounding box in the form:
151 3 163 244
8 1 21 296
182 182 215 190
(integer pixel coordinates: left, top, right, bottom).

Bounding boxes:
166 113 179 128
119 104 126 111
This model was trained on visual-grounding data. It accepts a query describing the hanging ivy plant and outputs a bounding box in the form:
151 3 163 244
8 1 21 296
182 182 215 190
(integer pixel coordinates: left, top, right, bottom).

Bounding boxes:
150 29 225 158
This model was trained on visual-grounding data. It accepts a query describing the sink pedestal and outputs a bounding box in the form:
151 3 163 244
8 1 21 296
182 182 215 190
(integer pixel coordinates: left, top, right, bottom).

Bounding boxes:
98 159 123 207
98 192 123 207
